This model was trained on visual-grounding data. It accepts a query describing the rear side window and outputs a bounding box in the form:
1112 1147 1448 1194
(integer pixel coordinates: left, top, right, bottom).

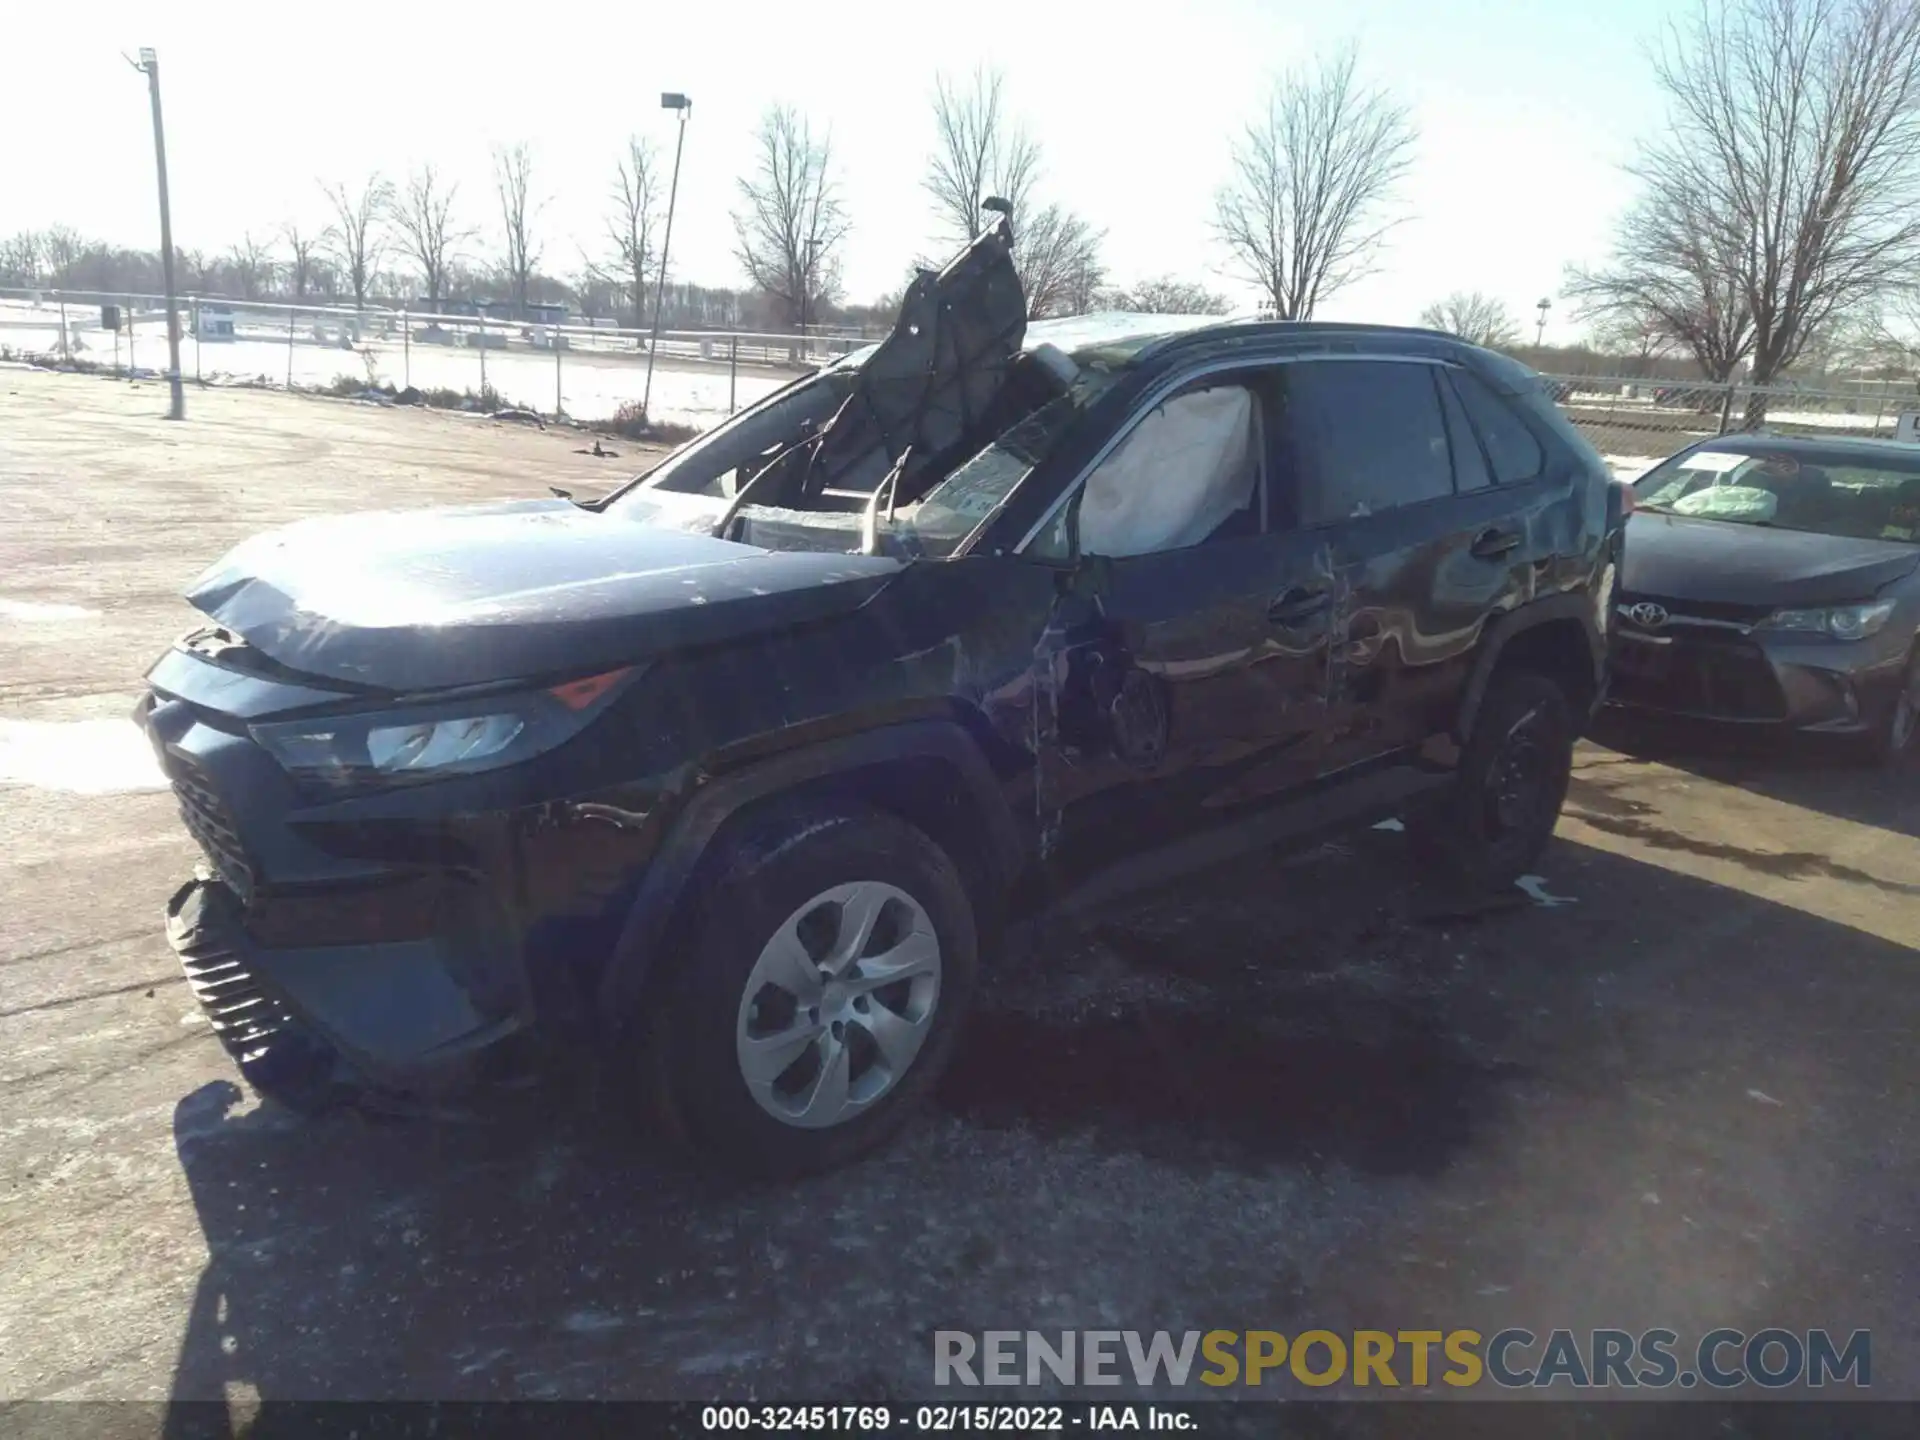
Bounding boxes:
1436 372 1493 492
1288 361 1453 524
1450 368 1545 483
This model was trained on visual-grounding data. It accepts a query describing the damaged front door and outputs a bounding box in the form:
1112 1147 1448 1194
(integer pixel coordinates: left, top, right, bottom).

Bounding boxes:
1030 373 1337 892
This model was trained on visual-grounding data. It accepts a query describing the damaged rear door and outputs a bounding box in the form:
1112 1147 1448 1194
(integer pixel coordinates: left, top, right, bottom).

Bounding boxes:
1029 365 1337 891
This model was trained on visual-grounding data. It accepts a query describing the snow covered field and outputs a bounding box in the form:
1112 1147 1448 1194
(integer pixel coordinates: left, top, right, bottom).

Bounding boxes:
1606 455 1659 480
0 301 789 426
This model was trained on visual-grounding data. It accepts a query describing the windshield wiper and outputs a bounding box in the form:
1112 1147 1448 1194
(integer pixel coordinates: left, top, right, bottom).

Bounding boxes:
710 439 816 539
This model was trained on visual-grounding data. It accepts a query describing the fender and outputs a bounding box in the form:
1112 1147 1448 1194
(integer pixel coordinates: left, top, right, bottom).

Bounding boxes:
594 717 1022 1027
1455 590 1608 742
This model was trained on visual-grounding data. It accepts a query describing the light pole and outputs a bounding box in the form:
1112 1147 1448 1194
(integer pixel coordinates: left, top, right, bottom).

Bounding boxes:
1535 296 1552 349
129 47 185 419
641 92 691 425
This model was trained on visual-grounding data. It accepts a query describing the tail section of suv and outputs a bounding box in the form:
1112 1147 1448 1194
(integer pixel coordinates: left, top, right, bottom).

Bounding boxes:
138 223 1622 1175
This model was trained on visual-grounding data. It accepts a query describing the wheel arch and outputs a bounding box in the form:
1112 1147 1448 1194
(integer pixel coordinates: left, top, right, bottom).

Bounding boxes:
1457 592 1607 744
595 717 1023 1032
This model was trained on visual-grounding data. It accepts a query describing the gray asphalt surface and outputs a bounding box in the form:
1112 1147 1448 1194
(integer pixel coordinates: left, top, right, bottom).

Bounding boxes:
2 369 1917 1412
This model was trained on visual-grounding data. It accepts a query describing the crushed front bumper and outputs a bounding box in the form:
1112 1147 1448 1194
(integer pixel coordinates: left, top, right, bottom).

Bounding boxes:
165 874 528 1109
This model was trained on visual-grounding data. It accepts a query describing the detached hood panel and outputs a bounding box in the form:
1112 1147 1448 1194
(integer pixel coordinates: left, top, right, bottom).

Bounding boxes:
1622 512 1920 608
811 219 1027 496
187 499 902 691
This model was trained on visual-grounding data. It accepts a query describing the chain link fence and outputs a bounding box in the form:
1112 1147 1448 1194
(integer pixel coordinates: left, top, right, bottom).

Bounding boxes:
7 288 1918 466
1542 373 1920 473
0 287 876 429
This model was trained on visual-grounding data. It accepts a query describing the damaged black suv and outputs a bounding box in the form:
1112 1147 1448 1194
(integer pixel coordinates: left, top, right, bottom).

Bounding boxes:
139 222 1625 1177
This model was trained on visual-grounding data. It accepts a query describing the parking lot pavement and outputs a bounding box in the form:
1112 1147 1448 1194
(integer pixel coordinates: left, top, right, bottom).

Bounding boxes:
3 369 1919 1405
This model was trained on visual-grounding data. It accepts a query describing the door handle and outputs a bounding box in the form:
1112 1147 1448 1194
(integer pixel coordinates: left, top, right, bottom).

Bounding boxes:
1471 526 1522 559
1268 586 1331 625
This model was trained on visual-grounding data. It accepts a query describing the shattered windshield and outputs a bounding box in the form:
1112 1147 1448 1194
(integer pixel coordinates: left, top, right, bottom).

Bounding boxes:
1634 444 1920 541
885 377 1109 558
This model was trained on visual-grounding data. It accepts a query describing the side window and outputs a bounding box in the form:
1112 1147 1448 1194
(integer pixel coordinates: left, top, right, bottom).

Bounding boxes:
1436 370 1493 492
1072 383 1262 559
1289 361 1453 525
1450 368 1546 484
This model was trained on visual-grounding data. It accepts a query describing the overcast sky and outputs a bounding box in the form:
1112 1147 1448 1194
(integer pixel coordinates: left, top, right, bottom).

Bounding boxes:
3 0 1675 342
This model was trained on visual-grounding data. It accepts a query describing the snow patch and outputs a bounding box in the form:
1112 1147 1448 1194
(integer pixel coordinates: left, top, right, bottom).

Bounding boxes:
1604 455 1659 482
0 718 168 794
0 597 98 621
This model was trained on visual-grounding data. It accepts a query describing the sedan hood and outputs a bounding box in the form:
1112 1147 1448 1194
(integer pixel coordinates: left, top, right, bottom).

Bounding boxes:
1621 511 1919 608
185 498 902 691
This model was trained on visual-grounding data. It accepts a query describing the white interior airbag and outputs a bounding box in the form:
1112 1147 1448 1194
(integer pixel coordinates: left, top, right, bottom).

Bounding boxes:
1078 386 1256 558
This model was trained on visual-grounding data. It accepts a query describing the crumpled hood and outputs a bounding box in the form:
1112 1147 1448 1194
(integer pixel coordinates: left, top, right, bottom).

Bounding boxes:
1621 511 1920 608
186 498 902 691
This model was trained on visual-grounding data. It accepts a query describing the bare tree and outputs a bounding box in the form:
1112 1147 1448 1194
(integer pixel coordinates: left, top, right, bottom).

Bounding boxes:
1419 290 1523 348
392 164 473 310
1574 0 1920 424
1017 204 1107 319
925 67 1042 246
1214 44 1418 321
731 106 851 330
179 248 218 295
922 67 1103 317
42 226 83 285
1097 275 1232 314
1564 189 1757 384
1856 289 1920 393
321 174 392 310
493 143 544 319
281 222 321 300
606 137 662 325
227 232 272 300
1586 307 1682 374
0 231 43 286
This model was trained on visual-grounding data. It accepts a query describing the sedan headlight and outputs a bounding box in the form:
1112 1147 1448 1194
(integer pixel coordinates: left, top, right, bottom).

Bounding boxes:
1759 601 1896 641
251 667 634 791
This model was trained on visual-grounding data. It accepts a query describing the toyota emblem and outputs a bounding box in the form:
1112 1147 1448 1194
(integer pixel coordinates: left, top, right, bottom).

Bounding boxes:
1625 602 1669 628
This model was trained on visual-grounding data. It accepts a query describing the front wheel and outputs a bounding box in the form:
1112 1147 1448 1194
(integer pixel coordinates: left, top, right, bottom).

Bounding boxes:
645 805 978 1179
1410 670 1575 893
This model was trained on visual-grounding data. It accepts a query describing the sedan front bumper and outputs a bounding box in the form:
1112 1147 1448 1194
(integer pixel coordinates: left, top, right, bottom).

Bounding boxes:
1608 623 1910 734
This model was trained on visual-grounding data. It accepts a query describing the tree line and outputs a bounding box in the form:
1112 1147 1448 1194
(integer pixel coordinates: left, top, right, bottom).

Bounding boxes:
6 0 1920 400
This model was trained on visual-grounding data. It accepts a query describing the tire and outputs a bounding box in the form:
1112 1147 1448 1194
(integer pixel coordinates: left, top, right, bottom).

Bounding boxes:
1410 670 1576 894
643 804 978 1179
1868 647 1920 770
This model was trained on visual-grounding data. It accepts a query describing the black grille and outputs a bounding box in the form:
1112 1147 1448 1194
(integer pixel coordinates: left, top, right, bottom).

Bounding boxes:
176 920 296 1062
166 881 338 1106
1611 637 1789 720
168 758 257 905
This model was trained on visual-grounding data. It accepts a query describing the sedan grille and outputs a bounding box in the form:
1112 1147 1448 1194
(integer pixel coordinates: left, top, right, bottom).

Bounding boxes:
1611 635 1789 720
168 758 257 906
1616 593 1776 630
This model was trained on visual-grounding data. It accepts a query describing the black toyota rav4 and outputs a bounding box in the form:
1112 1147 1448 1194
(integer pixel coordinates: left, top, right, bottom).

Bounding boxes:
139 222 1625 1177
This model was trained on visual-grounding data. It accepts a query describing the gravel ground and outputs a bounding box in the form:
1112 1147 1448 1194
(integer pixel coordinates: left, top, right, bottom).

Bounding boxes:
2 368 1918 1417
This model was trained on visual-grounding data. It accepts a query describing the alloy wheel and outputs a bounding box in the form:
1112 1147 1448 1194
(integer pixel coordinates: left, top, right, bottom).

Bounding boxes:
733 881 942 1130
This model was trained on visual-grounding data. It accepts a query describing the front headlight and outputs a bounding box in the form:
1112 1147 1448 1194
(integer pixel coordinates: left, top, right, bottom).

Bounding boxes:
251 667 634 791
1760 601 1896 641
